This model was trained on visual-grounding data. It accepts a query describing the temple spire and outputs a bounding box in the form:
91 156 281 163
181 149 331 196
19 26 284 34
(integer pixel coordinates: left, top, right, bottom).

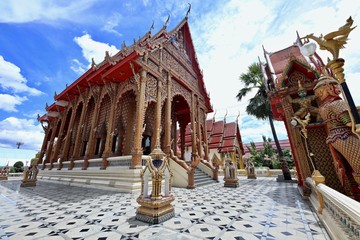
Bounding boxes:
185 3 191 19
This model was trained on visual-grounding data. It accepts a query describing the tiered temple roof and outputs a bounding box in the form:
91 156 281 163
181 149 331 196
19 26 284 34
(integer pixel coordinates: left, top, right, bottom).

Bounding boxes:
179 119 244 154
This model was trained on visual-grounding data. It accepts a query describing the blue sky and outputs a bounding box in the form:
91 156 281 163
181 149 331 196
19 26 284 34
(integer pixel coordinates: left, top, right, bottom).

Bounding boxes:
1 0 360 151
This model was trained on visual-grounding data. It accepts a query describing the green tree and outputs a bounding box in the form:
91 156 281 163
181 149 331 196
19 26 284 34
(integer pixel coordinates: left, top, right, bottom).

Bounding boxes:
13 161 24 172
246 142 263 167
237 62 292 180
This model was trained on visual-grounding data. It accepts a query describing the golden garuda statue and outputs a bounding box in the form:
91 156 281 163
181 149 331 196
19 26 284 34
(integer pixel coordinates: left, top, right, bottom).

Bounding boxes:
302 17 356 60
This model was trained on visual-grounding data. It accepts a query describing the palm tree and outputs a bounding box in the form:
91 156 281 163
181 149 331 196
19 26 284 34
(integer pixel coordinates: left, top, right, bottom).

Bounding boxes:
237 62 292 180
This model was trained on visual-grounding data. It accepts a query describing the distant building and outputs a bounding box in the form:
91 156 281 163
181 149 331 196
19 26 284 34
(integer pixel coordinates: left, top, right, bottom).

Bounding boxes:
242 139 291 159
178 116 245 169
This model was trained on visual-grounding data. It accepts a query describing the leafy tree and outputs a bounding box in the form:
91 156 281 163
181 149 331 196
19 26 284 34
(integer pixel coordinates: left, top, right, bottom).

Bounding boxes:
237 62 292 180
13 161 24 172
246 142 263 167
247 136 295 170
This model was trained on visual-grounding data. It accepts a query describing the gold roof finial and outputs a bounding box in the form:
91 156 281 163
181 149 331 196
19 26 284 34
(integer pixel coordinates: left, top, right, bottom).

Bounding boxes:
298 80 305 91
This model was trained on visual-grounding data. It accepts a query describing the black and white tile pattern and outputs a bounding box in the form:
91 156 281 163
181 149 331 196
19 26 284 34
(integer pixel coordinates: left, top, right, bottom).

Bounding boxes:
0 177 331 239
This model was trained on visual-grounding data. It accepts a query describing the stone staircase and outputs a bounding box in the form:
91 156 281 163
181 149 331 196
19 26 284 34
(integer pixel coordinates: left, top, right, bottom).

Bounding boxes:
194 167 217 187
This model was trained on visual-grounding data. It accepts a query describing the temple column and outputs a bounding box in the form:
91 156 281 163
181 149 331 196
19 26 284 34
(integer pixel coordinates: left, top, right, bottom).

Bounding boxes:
50 112 67 170
172 115 178 156
190 93 197 160
101 83 118 169
203 112 210 161
154 78 162 148
131 69 147 169
38 124 49 165
164 74 172 156
59 103 77 169
43 120 58 170
84 92 102 169
188 93 197 189
179 122 186 160
196 99 203 159
70 98 88 166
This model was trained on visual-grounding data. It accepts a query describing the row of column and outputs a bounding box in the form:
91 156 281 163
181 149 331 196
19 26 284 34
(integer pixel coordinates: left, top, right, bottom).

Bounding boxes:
39 68 207 170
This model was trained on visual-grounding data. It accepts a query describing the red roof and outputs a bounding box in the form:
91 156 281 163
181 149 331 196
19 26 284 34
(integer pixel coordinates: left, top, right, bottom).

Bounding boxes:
178 119 245 154
243 139 291 156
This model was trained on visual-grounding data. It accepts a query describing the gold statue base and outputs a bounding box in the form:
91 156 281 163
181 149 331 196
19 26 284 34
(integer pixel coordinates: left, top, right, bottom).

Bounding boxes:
136 196 175 224
224 178 239 188
0 176 8 180
247 174 257 179
20 179 37 187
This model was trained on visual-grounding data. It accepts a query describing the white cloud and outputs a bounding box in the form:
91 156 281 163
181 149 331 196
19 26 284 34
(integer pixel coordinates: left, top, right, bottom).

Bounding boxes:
70 59 87 75
73 33 119 66
0 117 44 150
0 94 28 112
0 0 96 24
101 12 123 36
0 56 43 96
193 0 360 143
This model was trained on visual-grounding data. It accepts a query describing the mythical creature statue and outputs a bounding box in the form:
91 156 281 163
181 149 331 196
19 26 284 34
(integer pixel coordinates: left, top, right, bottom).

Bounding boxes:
313 75 360 174
302 17 356 60
287 81 320 122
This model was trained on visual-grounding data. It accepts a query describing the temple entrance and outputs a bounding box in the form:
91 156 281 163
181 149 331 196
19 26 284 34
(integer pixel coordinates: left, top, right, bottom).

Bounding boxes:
142 135 151 155
172 95 190 160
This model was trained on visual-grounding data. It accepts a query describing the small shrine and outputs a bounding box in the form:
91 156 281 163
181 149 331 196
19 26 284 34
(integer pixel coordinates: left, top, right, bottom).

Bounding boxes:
0 163 9 180
21 153 40 187
223 155 239 188
245 160 256 179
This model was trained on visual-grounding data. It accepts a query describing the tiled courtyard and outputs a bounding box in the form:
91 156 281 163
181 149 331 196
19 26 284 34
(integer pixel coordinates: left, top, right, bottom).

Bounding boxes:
0 177 331 240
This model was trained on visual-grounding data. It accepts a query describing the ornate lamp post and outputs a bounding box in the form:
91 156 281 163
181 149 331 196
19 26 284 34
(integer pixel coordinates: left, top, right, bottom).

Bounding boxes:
301 16 360 137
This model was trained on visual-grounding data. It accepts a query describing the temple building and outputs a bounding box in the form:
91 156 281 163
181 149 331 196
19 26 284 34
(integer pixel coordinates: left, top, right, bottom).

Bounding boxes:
261 34 360 200
177 115 245 170
37 17 216 191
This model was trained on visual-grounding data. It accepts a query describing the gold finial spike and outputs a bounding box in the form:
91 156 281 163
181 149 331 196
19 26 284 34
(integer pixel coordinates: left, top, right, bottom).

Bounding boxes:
164 14 170 27
298 80 305 90
149 20 154 33
185 3 191 19
91 58 96 68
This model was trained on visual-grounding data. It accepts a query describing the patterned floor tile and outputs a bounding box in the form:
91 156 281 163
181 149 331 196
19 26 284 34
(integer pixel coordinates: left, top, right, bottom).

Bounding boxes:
0 177 331 240
184 223 222 239
218 230 259 240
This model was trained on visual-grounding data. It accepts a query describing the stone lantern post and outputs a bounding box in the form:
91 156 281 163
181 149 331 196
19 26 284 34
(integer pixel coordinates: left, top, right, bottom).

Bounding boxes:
136 147 175 224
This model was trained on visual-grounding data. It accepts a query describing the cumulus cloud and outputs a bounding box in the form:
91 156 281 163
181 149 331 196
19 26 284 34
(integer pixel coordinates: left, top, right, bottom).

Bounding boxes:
0 56 43 96
0 94 28 112
0 117 44 150
73 33 119 67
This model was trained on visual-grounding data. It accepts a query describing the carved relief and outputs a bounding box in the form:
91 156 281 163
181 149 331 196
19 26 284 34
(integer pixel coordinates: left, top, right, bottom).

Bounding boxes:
171 79 191 102
146 73 157 102
287 71 312 89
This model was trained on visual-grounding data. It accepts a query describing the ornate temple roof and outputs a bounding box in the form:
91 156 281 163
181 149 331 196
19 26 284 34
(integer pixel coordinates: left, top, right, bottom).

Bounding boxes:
262 35 325 121
41 17 212 121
